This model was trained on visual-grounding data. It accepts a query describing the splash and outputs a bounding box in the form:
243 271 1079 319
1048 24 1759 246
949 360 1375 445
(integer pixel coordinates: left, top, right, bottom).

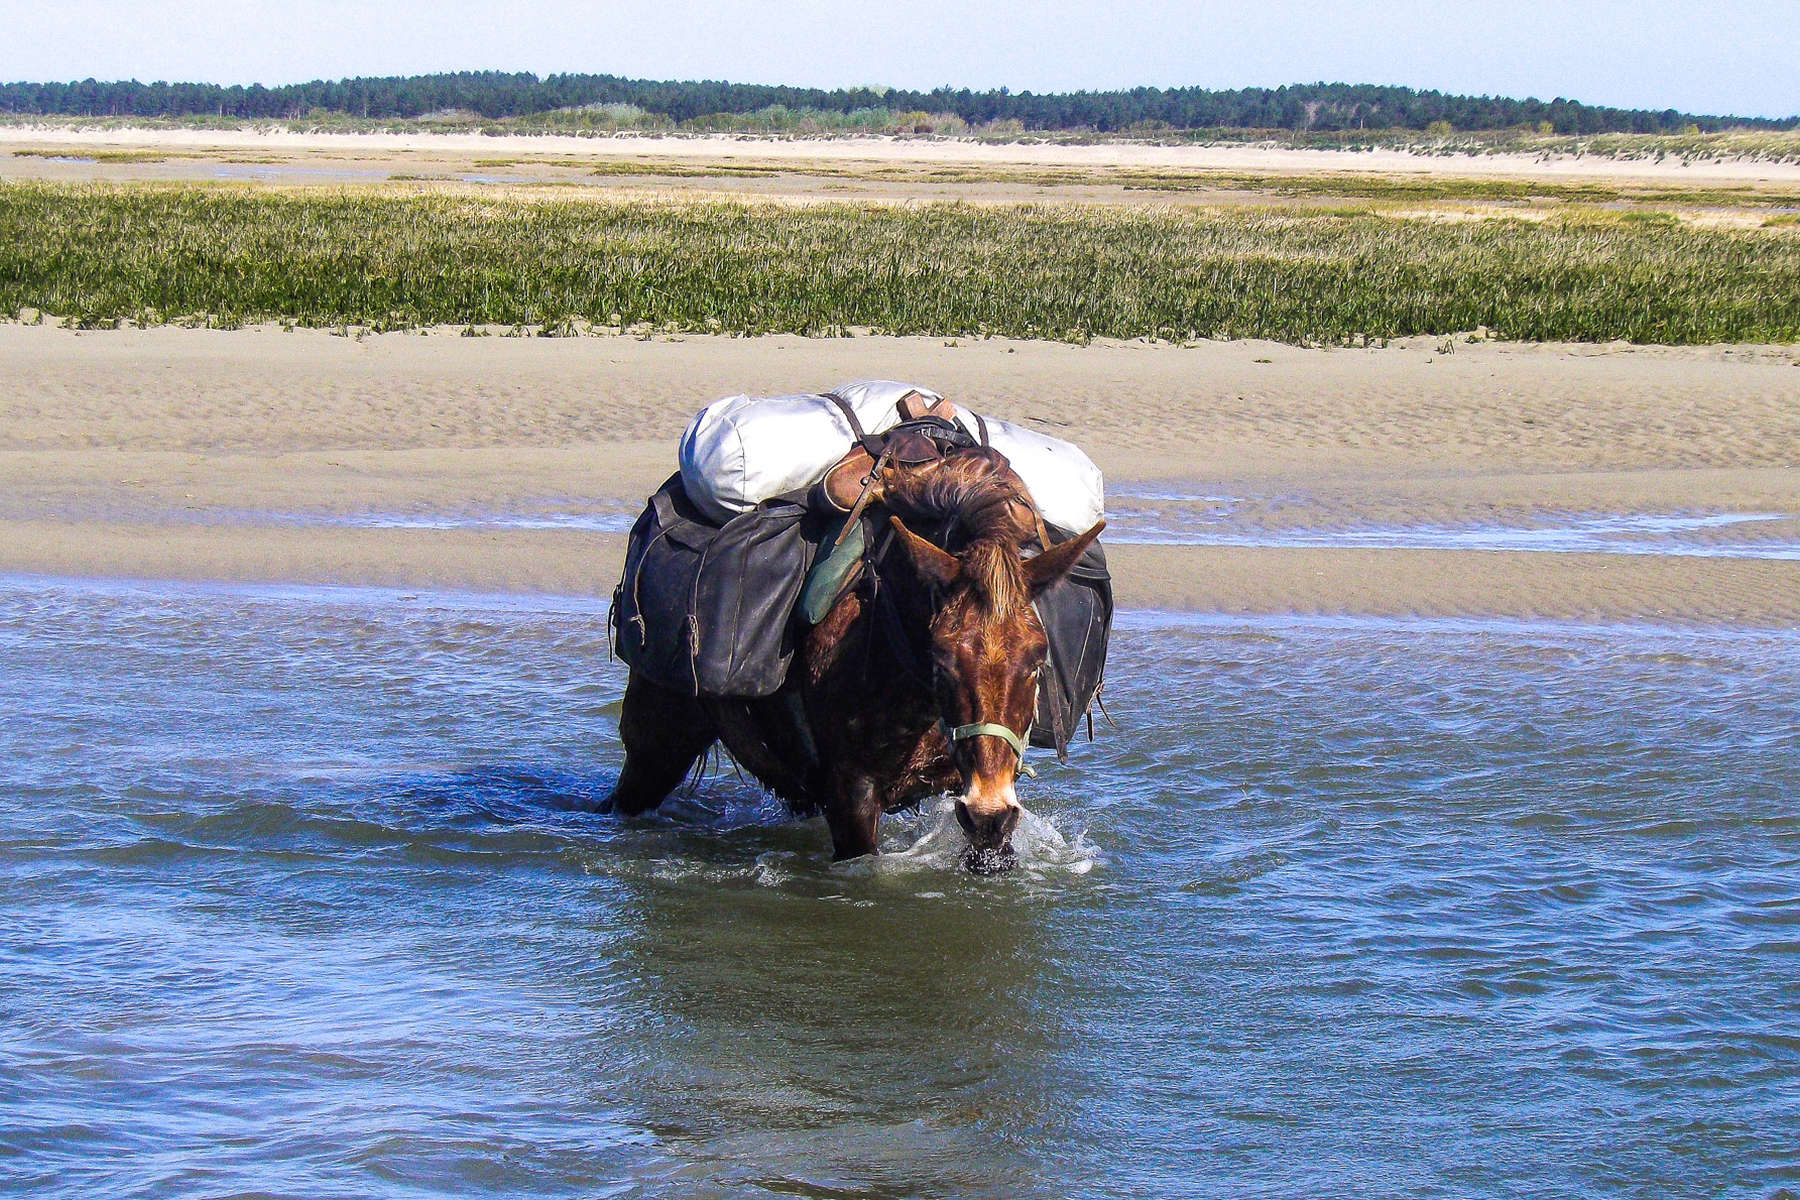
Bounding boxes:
868 795 1100 876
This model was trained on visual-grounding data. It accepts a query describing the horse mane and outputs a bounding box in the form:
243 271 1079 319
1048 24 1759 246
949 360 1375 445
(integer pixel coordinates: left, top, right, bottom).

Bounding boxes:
883 447 1032 615
958 540 1025 615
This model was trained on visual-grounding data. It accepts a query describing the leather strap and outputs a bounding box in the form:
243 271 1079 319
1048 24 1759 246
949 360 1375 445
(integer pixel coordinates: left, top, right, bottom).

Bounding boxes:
822 390 887 457
832 445 889 550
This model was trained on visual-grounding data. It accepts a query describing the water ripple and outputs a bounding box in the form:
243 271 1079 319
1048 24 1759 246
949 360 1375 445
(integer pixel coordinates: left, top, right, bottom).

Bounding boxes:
1 577 1797 1197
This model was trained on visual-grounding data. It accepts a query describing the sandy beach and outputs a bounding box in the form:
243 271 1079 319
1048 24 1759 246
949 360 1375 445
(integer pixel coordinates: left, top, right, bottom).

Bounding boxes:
4 323 1796 622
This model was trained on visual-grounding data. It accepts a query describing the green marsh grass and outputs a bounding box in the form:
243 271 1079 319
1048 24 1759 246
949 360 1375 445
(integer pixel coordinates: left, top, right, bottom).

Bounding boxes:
2 182 1796 343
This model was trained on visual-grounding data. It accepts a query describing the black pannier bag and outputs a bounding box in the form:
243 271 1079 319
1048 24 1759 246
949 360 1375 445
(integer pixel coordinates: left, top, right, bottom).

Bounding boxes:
612 474 818 698
1031 530 1113 757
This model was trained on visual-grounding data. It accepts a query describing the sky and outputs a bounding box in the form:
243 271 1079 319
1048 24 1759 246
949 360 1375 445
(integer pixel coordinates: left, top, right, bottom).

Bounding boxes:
3 0 1796 119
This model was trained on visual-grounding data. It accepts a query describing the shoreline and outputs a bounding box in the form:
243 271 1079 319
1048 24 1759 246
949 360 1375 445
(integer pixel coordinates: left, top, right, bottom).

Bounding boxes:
8 560 1800 634
4 524 1799 626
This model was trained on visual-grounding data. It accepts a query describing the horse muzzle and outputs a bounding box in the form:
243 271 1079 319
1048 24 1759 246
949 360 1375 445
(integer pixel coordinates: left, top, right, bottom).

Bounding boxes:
955 794 1022 873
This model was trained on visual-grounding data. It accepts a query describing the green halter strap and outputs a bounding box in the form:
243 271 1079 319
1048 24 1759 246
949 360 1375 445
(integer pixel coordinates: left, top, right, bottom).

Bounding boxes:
942 720 1037 779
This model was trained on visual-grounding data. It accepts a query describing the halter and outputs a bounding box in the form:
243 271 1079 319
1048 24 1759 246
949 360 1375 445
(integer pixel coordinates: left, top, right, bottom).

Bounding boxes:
941 719 1037 779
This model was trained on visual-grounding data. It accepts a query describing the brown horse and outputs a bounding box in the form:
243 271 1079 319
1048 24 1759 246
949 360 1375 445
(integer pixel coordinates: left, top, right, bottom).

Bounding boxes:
605 446 1104 870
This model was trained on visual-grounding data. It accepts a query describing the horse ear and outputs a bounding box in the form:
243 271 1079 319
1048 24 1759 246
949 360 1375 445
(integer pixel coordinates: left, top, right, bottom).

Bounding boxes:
889 517 960 588
1023 521 1105 595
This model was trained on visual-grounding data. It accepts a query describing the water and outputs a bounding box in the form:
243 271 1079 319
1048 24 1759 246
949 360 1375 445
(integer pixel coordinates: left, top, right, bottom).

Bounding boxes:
206 497 1800 560
246 506 641 533
3 577 1797 1198
1101 496 1800 560
205 163 399 182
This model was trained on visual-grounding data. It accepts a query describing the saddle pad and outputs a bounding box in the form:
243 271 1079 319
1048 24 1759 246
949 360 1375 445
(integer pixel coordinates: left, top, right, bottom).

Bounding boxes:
800 515 867 625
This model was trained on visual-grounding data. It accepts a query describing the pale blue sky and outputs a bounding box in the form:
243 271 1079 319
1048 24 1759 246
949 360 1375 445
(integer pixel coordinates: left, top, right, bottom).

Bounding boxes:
4 0 1796 118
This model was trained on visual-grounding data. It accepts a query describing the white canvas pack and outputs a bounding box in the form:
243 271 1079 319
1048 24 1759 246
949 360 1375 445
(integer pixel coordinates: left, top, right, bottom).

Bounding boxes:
677 379 1105 534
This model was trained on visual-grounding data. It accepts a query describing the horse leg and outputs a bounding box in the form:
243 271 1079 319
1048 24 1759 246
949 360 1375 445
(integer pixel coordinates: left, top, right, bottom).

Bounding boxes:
822 773 883 860
606 670 718 816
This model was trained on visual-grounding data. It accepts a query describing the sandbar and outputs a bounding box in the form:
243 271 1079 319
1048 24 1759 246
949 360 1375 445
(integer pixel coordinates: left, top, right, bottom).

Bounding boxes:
3 323 1796 624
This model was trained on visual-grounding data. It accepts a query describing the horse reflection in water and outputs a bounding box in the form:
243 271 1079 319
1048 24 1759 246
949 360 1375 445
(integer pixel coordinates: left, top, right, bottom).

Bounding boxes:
567 845 1074 1196
605 447 1104 871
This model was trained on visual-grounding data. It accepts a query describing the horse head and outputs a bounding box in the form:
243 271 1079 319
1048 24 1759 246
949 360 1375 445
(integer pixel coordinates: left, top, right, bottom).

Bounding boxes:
882 451 1103 872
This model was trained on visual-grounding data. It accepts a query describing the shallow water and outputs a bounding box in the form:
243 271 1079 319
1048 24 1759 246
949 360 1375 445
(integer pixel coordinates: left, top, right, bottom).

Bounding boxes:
1102 501 1800 559
205 163 399 182
208 498 1800 561
259 505 641 533
3 577 1797 1198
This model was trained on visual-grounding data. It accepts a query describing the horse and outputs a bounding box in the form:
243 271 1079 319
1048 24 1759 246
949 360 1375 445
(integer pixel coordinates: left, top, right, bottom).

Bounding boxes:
604 445 1105 871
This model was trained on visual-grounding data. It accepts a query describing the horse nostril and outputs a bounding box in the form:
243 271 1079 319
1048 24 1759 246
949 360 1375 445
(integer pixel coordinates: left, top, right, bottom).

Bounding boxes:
954 800 978 840
999 804 1023 839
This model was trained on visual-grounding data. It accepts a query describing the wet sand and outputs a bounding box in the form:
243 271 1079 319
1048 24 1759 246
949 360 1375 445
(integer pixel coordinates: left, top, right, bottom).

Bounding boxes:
3 324 1797 622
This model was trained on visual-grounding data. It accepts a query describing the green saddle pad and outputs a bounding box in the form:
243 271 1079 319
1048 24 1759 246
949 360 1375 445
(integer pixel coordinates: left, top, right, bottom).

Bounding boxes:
800 516 867 625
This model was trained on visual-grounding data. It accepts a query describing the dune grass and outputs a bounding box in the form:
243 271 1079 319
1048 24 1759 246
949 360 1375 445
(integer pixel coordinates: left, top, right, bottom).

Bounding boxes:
2 182 1796 343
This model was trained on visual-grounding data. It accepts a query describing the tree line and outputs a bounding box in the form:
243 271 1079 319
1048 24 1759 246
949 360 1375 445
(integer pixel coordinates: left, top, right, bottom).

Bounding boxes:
2 72 1791 134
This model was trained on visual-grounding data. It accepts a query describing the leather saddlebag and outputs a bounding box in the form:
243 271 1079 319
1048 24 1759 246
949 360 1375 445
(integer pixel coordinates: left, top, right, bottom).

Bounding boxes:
612 474 817 698
1032 531 1113 757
